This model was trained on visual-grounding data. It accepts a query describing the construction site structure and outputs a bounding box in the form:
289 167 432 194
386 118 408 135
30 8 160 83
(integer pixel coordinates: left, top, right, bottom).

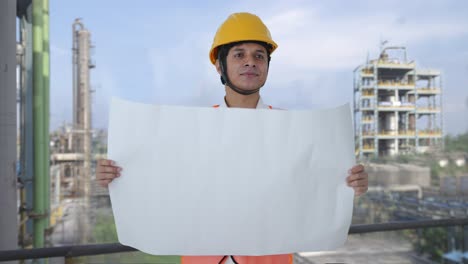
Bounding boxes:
14 0 52 249
72 18 94 200
354 45 443 159
48 19 95 243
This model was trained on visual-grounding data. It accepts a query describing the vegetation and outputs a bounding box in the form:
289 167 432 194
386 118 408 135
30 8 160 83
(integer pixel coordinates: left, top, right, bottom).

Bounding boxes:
445 132 468 153
72 212 181 264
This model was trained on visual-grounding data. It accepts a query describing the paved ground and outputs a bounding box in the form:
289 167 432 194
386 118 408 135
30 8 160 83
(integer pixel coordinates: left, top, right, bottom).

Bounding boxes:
50 199 87 245
298 232 434 264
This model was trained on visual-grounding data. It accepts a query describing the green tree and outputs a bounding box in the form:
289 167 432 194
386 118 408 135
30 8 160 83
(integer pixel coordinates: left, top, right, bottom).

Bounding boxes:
445 132 468 153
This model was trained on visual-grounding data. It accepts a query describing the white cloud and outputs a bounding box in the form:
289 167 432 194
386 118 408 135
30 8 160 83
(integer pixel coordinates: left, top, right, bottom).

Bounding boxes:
263 10 468 71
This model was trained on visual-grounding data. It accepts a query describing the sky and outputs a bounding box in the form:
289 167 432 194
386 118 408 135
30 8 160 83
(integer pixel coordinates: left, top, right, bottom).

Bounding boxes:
48 0 468 135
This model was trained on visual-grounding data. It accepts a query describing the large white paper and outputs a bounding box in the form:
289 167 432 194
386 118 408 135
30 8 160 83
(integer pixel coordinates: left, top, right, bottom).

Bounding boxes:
108 97 355 256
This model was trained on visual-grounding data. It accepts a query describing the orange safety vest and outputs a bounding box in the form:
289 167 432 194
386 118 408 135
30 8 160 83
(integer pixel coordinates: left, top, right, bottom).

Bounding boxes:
182 254 294 264
181 103 293 264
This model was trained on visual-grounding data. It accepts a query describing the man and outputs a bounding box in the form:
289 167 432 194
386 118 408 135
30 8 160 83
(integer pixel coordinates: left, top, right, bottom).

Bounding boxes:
97 12 368 264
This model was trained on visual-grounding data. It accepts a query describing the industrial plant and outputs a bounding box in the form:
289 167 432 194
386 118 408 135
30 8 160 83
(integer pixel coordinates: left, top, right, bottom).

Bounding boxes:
354 46 443 158
0 1 467 263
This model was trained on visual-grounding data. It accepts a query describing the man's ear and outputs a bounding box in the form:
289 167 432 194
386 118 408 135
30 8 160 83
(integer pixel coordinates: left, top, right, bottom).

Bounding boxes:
215 60 222 75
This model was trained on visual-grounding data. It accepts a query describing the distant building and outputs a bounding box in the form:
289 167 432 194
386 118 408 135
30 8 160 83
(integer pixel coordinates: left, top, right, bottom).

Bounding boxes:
354 45 443 158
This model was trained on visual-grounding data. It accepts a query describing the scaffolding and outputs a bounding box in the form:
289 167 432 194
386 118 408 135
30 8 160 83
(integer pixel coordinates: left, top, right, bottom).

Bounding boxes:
354 45 443 159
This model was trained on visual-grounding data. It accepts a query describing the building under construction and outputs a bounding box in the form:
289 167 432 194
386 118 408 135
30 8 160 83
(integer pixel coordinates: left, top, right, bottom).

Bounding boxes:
354 46 443 159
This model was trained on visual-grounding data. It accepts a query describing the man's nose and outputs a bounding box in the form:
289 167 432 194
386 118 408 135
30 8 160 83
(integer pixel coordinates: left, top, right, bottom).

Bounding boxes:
243 55 256 67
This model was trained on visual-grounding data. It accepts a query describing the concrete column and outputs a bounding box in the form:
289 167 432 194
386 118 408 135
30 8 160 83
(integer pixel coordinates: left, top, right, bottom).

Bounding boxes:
0 0 19 254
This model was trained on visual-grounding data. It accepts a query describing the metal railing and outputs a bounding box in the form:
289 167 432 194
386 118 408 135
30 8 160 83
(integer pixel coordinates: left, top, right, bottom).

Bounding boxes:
1 218 467 262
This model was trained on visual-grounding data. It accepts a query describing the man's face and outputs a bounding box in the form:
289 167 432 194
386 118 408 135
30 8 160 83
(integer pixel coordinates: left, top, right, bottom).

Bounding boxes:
217 42 269 91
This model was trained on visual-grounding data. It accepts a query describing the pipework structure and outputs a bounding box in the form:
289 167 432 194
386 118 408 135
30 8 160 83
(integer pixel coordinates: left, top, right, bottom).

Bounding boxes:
354 45 443 159
71 18 94 197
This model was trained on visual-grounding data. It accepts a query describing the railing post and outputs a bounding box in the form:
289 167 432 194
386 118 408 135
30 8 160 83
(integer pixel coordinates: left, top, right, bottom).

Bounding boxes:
463 225 468 264
447 225 456 264
416 228 422 255
447 226 453 252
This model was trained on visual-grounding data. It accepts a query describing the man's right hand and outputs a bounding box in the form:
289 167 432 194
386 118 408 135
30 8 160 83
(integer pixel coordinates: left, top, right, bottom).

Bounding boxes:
96 159 122 188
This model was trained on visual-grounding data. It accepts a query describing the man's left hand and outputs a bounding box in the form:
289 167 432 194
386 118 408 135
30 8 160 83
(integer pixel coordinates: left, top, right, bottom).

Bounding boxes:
346 164 368 196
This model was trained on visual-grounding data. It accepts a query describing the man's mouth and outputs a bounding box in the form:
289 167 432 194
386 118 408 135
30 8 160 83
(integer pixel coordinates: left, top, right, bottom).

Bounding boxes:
240 72 258 76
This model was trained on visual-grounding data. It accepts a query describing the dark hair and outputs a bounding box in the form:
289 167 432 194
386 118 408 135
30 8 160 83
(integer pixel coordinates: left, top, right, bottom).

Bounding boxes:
217 40 272 63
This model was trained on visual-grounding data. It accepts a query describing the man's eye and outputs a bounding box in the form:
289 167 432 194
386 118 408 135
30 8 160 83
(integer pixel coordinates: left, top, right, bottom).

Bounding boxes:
234 53 243 58
256 54 265 59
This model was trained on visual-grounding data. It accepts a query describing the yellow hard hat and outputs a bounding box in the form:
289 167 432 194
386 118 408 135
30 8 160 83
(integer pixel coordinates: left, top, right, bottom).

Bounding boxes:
209 12 278 65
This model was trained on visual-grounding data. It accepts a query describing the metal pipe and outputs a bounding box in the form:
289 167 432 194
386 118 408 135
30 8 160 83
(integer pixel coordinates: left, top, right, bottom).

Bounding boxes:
72 20 94 243
42 0 51 229
0 243 136 261
33 0 47 248
72 18 84 133
17 3 34 250
19 3 36 245
381 46 408 63
19 14 28 249
0 0 19 253
72 21 78 130
81 28 92 244
348 218 468 234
